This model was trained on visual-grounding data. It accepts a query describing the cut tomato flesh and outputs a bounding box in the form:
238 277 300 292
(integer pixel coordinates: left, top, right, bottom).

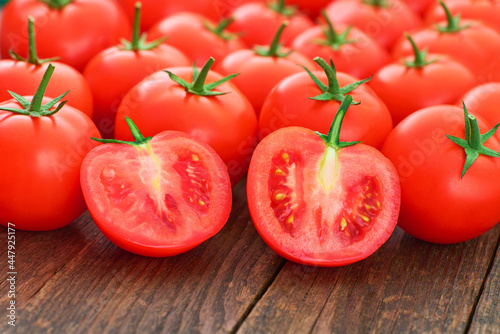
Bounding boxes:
81 131 232 256
247 126 401 266
268 150 305 232
337 176 383 243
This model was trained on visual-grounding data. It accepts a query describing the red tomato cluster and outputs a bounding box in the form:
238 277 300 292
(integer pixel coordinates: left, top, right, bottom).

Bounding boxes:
1 0 500 265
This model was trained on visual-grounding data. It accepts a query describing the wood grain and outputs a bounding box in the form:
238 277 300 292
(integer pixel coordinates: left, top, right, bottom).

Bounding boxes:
469 231 500 334
1 179 500 333
238 224 500 334
1 181 284 334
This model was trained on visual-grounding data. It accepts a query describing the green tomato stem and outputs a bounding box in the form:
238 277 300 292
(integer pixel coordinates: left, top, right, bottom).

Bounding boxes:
446 102 500 178
131 2 142 50
317 95 361 149
41 0 73 9
303 57 371 102
403 33 438 68
268 21 287 56
164 57 239 96
92 117 152 146
362 0 388 8
254 21 291 58
29 64 54 113
27 17 38 64
192 58 214 92
9 16 59 65
436 0 471 33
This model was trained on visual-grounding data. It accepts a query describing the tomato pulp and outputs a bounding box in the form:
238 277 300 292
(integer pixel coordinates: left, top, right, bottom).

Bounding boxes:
81 126 232 257
247 96 401 266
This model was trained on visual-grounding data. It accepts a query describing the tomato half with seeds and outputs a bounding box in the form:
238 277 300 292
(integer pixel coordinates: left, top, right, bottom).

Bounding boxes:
247 96 401 266
81 118 232 257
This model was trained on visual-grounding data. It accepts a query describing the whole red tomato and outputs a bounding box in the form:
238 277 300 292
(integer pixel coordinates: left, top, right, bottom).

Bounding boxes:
84 3 189 138
147 12 245 65
114 58 258 186
81 118 232 257
248 95 401 266
292 12 390 79
425 0 500 34
217 22 315 115
1 0 131 71
0 64 101 231
382 104 500 244
392 1 500 82
227 0 314 47
0 16 93 117
369 35 477 125
325 0 422 50
458 83 500 129
259 57 393 149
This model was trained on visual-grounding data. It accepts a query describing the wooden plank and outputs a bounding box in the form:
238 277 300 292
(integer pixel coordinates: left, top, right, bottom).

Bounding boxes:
0 212 98 301
469 233 500 334
1 181 285 333
238 224 500 334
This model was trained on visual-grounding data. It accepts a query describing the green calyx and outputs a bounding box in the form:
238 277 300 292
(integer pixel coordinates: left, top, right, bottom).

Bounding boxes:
303 57 371 103
164 57 238 96
9 16 59 65
254 21 292 58
317 95 360 149
121 2 165 51
403 33 438 68
92 117 152 147
268 0 296 17
40 0 73 9
435 0 471 33
312 11 357 51
204 17 238 41
0 64 69 117
446 102 500 178
362 0 389 8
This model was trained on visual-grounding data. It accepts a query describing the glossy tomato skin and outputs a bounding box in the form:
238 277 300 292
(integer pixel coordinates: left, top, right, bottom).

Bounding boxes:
147 12 245 65
425 0 500 34
292 23 390 80
259 71 393 149
325 0 422 50
1 0 131 71
114 68 258 186
458 83 500 128
0 97 101 231
247 126 401 266
80 131 232 257
392 20 500 83
227 2 314 47
402 0 435 16
288 0 333 18
0 60 93 117
382 105 500 244
216 48 315 115
369 54 477 125
83 44 190 138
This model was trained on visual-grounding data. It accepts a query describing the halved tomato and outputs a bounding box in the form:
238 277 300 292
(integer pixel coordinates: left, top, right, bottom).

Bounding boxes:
247 96 401 266
80 118 232 257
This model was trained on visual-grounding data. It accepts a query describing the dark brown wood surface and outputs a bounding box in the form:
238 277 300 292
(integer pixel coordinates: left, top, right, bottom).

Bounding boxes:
1 180 500 334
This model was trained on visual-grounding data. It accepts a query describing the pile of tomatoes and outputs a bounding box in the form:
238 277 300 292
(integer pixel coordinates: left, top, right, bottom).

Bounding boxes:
1 0 500 266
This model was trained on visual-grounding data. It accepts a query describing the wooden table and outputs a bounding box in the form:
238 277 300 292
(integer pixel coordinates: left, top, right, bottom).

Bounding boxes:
1 180 499 333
